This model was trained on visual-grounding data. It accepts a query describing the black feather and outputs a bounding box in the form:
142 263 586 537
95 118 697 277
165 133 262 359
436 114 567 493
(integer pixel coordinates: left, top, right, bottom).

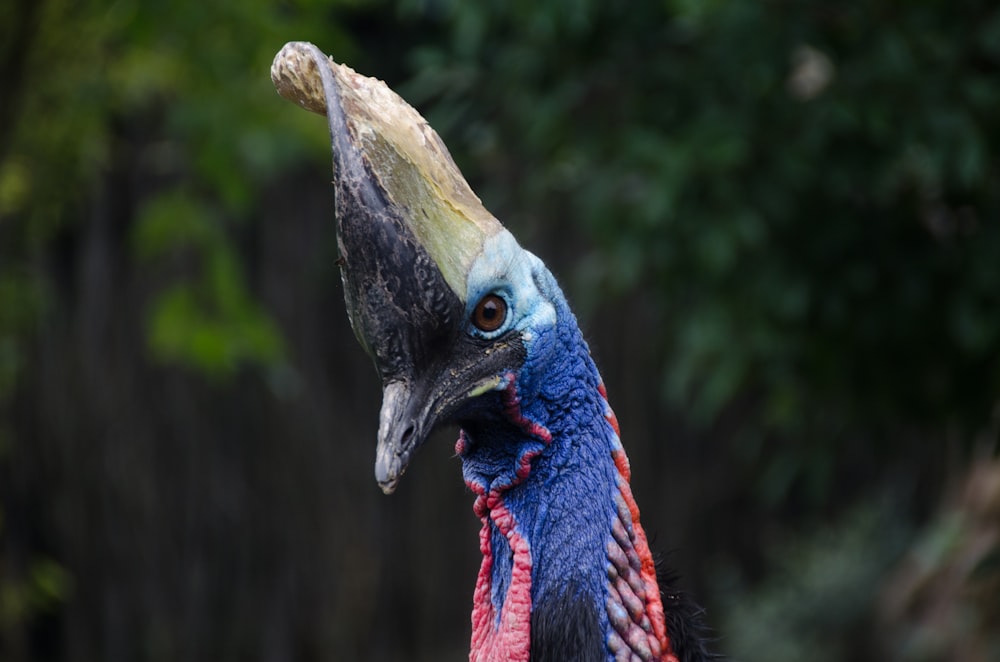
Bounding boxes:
657 565 723 662
529 584 606 662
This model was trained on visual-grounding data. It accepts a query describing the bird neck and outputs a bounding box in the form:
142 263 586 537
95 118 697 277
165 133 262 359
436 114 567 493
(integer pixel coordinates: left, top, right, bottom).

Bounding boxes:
458 301 676 662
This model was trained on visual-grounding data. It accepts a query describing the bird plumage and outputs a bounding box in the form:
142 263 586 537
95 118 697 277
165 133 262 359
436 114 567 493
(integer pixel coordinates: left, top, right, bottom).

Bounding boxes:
456 237 669 660
271 42 715 662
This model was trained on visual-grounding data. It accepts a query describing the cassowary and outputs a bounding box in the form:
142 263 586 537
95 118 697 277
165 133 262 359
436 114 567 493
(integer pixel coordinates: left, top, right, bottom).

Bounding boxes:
272 42 715 662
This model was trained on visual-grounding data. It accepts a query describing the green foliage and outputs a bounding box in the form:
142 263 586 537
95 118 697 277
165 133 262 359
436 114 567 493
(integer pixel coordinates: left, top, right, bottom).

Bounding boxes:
714 500 909 662
134 193 285 377
0 0 369 380
0 558 73 627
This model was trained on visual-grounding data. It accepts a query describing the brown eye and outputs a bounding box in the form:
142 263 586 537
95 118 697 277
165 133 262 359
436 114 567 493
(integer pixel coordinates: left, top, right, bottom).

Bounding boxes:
472 294 508 332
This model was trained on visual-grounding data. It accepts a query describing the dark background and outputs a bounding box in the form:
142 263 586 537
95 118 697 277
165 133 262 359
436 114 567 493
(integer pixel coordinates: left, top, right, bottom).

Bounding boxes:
2 1 999 660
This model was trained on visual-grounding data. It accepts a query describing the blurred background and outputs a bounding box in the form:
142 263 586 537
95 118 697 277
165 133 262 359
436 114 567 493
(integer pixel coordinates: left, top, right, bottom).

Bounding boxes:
2 1 999 660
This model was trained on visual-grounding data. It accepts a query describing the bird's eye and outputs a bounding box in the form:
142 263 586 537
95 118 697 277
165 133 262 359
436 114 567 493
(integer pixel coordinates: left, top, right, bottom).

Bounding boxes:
471 294 507 333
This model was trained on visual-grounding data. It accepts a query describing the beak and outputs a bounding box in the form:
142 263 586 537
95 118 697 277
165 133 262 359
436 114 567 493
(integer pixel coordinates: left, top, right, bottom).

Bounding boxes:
271 43 510 493
374 381 426 494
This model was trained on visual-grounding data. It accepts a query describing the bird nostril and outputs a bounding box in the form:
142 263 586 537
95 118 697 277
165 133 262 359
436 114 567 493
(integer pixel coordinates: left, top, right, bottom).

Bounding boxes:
399 424 415 449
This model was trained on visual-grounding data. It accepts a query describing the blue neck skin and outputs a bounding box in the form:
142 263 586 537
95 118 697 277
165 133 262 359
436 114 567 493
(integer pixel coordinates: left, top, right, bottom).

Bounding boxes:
459 271 619 633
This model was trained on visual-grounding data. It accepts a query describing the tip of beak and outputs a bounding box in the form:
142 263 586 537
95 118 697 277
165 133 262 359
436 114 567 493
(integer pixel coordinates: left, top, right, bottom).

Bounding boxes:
375 444 405 495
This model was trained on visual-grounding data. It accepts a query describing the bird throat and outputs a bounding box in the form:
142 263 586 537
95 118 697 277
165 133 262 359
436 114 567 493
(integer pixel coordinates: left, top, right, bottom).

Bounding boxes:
462 379 549 662
459 377 677 662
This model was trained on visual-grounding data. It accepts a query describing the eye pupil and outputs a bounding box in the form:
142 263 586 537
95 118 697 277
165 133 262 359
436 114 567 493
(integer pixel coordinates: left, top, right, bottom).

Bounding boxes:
473 294 507 332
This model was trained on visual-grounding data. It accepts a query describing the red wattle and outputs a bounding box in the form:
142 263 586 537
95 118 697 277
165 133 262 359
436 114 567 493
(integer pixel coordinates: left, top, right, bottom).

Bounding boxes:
469 499 533 662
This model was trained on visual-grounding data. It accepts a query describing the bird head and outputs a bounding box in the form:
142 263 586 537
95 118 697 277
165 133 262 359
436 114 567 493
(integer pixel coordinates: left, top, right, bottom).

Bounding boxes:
271 43 561 494
272 46 698 662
